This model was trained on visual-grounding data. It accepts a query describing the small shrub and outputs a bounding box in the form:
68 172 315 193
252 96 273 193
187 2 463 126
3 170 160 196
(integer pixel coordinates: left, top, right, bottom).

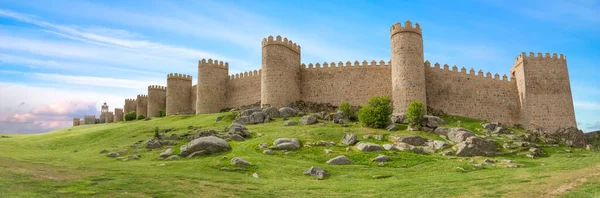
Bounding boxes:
339 101 356 120
159 110 166 117
154 127 160 138
124 112 136 121
357 96 393 128
406 100 426 128
137 115 145 120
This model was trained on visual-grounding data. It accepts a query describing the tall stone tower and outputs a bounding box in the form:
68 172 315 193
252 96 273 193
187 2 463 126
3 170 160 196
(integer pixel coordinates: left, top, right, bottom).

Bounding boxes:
390 21 427 113
114 108 124 122
124 99 137 115
196 59 228 114
261 35 301 108
136 94 148 118
166 73 193 115
72 118 80 126
105 112 114 123
147 85 167 117
191 84 197 114
510 52 577 133
101 102 109 123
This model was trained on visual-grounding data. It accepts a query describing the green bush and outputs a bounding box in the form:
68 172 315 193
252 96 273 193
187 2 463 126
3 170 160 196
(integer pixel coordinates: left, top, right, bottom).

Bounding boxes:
406 100 426 128
357 96 393 128
159 110 166 117
154 127 160 138
339 101 360 121
124 112 137 121
137 115 146 120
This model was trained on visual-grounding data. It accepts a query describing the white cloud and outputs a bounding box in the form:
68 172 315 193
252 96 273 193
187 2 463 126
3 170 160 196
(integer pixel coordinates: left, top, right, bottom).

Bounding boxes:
574 101 600 110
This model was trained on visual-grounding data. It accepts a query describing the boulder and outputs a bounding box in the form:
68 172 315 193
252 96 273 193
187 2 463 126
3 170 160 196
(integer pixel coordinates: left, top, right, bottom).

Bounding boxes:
227 123 251 138
179 136 231 156
386 124 399 131
341 133 358 145
311 141 335 147
323 113 333 121
145 139 162 149
356 142 384 152
159 148 174 158
169 134 180 140
278 107 298 118
481 123 497 131
300 115 318 125
304 166 329 180
100 149 108 154
263 150 274 155
392 142 414 151
240 108 262 117
326 155 352 165
398 136 426 146
313 112 326 120
411 147 425 154
453 136 497 157
390 113 406 124
214 116 223 122
529 147 544 157
108 152 119 158
435 127 475 143
252 173 260 178
332 111 348 124
128 155 140 160
273 138 300 150
262 107 280 118
283 120 297 126
382 144 396 151
441 151 454 156
231 134 244 141
374 135 384 141
231 157 252 166
422 115 444 128
235 112 267 125
372 155 391 162
258 143 269 149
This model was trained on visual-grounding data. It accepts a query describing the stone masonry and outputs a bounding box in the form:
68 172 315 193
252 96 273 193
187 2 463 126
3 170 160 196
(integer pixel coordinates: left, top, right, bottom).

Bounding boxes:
81 20 577 135
136 94 148 118
147 85 167 117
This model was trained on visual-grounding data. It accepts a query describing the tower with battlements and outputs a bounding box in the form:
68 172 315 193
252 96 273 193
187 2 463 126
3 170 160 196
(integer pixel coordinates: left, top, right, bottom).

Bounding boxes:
166 73 193 115
114 108 123 122
100 102 109 123
196 59 228 114
390 21 427 114
147 85 167 117
136 94 148 118
260 35 301 108
124 99 137 116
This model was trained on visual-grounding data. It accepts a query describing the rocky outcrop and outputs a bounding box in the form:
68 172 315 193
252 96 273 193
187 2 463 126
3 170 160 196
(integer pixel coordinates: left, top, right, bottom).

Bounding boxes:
300 115 318 125
278 107 297 118
326 155 352 165
179 136 231 156
435 127 475 143
273 138 301 150
283 120 297 126
356 142 384 152
304 166 329 180
159 148 174 158
453 136 496 157
234 112 268 125
226 123 252 140
538 127 588 147
231 157 252 166
262 107 280 118
397 136 426 146
341 133 358 145
390 113 405 124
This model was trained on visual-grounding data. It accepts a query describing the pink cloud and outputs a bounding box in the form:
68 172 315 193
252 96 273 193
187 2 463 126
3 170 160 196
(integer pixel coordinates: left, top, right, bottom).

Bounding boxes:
0 100 97 134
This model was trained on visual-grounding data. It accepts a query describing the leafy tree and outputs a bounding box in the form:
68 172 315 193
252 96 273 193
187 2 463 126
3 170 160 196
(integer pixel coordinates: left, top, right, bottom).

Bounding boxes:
137 114 146 120
357 96 393 128
406 100 426 128
124 112 137 121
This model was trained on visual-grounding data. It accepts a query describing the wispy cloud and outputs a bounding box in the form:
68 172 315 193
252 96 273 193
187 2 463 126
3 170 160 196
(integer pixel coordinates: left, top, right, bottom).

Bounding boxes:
574 101 600 110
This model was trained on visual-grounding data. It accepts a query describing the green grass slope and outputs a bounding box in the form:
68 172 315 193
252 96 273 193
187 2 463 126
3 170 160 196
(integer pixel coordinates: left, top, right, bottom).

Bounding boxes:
0 113 599 198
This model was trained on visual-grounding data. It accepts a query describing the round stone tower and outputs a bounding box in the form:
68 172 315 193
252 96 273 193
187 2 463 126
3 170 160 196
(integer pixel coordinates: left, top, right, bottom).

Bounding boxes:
166 73 193 115
260 35 301 108
136 94 148 118
147 85 167 117
390 20 427 113
196 59 228 114
124 98 137 117
101 102 109 123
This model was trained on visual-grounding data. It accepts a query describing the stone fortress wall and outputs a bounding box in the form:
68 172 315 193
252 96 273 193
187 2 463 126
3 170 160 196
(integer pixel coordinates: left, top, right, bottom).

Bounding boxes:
114 108 124 122
124 99 137 114
77 20 576 134
136 94 148 117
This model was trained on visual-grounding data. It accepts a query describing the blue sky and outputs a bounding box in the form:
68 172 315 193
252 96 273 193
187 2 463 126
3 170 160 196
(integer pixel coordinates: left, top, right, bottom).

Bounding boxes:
0 0 598 133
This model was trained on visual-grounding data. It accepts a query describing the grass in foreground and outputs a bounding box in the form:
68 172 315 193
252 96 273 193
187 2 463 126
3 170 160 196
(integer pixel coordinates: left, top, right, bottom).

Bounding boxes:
0 112 598 197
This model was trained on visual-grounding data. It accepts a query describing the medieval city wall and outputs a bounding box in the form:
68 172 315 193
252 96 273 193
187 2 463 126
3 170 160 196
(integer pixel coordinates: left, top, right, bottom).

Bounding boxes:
147 85 167 117
114 108 123 122
300 60 392 105
191 84 197 114
226 70 262 108
136 94 148 117
166 73 193 115
425 62 520 125
197 59 228 114
124 99 137 114
73 118 80 126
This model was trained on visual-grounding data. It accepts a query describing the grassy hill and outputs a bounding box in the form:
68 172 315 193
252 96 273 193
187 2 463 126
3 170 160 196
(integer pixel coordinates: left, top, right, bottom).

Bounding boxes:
0 112 599 197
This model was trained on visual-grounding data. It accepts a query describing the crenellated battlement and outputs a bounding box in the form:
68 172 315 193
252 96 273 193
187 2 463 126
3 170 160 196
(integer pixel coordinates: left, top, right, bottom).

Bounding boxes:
301 60 390 69
137 94 147 98
514 52 566 65
262 35 301 54
148 85 166 91
199 58 229 70
125 98 136 102
229 69 261 80
425 60 513 83
167 73 193 81
390 20 422 36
